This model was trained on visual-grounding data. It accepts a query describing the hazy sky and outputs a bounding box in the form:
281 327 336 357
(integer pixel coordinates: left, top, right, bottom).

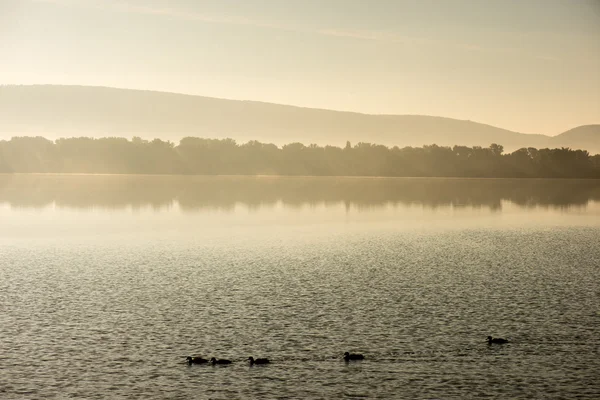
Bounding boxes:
1 0 599 134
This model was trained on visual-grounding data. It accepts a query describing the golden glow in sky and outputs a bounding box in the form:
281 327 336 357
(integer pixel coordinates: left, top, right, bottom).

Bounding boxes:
1 0 599 134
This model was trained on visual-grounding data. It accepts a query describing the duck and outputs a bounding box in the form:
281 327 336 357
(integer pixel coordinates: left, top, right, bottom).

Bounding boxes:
210 357 232 365
487 336 509 344
343 352 365 361
248 356 270 365
186 356 209 365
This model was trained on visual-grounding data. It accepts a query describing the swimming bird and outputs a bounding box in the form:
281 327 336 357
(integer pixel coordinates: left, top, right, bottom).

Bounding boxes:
210 357 232 365
487 336 509 344
186 356 208 365
248 356 270 365
343 352 365 361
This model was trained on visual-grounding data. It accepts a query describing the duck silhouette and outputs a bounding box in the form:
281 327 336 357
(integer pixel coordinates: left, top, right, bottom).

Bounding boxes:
248 356 270 365
186 356 208 365
487 336 509 344
343 352 365 361
210 357 232 365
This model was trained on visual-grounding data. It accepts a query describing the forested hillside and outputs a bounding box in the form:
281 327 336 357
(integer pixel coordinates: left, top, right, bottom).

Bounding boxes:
2 85 598 153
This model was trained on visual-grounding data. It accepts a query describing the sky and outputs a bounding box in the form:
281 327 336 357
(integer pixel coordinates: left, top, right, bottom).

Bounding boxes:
1 0 599 135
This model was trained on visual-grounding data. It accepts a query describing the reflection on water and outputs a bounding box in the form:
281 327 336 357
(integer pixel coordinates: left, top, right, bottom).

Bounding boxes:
1 174 599 211
2 174 600 399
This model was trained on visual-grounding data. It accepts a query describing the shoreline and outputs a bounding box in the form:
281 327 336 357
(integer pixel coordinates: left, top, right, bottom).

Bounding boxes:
1 173 600 180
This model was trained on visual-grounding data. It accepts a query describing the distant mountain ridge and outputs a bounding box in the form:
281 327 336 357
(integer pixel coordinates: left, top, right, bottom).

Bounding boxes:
1 85 598 154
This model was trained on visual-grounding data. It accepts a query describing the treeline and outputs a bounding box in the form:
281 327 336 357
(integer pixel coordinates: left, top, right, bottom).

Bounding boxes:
1 136 599 178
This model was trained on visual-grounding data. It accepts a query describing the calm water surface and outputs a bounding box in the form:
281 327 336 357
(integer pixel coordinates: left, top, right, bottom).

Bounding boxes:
1 176 599 399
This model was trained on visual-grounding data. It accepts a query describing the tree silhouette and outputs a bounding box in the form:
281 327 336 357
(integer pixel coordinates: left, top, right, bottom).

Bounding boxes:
0 136 598 178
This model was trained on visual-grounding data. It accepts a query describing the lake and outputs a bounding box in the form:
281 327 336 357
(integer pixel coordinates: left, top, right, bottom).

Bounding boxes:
1 175 599 399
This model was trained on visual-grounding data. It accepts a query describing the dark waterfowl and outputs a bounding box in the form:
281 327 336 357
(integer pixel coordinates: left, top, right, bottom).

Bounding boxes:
248 356 270 365
186 356 208 365
210 357 232 365
487 336 509 344
343 352 365 361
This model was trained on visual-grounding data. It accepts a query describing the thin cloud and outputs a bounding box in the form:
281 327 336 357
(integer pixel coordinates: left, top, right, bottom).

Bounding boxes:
32 0 307 32
316 28 439 47
318 28 559 61
30 0 464 45
32 0 558 61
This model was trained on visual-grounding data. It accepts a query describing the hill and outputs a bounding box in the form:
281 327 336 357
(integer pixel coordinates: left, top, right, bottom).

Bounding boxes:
550 125 600 152
0 85 598 153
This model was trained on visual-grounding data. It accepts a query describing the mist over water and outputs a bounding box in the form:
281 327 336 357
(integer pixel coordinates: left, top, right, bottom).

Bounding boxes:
1 176 599 399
